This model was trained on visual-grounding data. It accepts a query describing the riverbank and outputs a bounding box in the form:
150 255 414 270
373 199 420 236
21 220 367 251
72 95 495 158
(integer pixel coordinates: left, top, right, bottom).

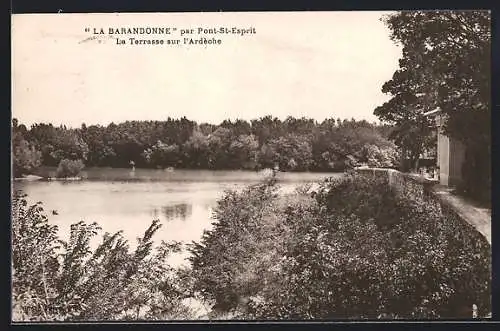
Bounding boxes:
47 177 82 181
14 175 82 182
188 171 491 319
13 175 44 181
16 167 342 184
12 170 490 320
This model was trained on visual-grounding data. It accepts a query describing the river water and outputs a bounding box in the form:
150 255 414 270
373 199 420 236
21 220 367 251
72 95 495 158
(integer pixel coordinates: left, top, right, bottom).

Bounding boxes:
13 168 341 267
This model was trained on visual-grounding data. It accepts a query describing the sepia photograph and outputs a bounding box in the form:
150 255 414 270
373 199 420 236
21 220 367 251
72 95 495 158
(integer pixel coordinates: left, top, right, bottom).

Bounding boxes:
11 10 491 321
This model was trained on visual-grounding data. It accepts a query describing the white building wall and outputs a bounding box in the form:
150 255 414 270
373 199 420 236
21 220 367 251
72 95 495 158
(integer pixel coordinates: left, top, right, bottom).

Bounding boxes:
435 113 465 187
449 138 466 186
437 128 450 186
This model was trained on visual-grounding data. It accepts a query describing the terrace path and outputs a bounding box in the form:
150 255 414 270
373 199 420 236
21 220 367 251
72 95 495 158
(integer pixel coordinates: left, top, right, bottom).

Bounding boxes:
431 185 491 245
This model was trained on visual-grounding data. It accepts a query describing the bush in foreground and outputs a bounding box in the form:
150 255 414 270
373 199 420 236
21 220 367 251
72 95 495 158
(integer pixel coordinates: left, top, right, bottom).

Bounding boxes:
11 191 193 321
189 172 491 319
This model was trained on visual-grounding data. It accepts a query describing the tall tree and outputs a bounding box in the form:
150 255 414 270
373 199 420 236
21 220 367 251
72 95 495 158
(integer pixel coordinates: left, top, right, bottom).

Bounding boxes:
12 119 42 176
376 11 490 189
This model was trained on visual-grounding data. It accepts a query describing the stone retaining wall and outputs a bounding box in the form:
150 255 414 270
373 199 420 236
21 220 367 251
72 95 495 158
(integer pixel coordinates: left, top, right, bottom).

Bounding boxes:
355 167 491 245
355 167 437 197
355 167 491 318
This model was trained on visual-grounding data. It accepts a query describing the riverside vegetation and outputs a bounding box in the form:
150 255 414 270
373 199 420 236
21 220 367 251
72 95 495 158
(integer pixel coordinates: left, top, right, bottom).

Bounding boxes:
11 116 400 178
12 172 490 321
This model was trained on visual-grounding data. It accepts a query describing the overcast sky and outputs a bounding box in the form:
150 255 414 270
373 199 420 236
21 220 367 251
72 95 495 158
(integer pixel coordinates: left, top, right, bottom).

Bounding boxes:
12 12 402 128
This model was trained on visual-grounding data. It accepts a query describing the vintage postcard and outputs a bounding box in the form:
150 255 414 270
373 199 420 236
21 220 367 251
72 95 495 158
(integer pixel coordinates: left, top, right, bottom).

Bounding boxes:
11 11 491 322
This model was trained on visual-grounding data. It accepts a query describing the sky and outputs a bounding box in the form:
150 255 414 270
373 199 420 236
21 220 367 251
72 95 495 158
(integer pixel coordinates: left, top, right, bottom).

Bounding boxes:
12 12 402 128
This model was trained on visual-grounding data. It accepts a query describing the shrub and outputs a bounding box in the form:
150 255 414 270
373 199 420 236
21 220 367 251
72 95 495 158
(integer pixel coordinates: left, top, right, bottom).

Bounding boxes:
11 191 193 321
189 172 491 319
188 176 284 315
55 159 85 178
12 192 60 320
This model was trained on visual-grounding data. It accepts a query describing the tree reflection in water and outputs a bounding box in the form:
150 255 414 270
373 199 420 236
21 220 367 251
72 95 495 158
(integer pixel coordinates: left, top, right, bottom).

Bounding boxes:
159 203 192 221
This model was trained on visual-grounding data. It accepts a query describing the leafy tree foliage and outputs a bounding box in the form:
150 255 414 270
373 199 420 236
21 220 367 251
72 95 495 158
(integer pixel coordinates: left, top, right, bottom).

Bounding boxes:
55 159 85 178
12 117 399 174
11 191 194 321
12 119 43 177
28 123 89 166
375 11 490 201
381 11 490 142
143 141 181 169
13 139 42 177
262 134 313 171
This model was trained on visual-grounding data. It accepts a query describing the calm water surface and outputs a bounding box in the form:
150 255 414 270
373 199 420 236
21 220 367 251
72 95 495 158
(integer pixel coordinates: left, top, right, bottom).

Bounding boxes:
14 168 341 266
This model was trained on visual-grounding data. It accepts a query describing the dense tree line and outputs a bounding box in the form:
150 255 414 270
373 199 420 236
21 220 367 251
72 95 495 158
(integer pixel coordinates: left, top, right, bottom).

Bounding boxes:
12 116 399 177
